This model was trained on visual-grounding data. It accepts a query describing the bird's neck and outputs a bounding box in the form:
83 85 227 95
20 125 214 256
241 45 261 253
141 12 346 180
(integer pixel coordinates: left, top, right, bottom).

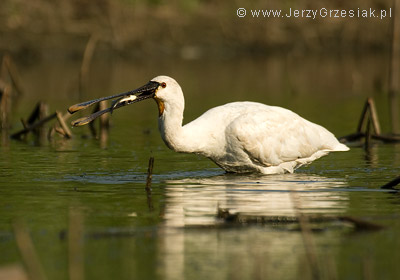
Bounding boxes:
157 101 197 153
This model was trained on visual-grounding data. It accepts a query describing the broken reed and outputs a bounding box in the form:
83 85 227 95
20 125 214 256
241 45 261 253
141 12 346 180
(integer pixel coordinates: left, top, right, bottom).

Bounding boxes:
10 102 71 141
339 97 400 146
2 37 105 143
9 99 110 142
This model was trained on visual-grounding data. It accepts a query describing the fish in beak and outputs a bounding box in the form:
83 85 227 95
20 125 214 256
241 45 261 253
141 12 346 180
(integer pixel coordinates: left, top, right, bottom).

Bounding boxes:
68 81 160 126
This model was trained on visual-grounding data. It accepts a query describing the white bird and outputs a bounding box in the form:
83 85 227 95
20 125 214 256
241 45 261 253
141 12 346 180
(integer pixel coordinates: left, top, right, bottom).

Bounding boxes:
68 75 349 174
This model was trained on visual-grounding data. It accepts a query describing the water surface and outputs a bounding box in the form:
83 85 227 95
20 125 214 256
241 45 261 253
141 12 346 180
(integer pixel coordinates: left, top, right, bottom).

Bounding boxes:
1 54 400 279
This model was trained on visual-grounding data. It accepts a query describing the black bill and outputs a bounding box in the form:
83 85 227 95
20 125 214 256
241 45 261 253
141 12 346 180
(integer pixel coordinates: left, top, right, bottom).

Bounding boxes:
68 81 159 127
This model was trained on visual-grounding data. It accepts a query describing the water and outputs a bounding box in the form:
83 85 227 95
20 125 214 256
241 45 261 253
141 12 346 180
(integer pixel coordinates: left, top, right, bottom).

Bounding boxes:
1 54 400 279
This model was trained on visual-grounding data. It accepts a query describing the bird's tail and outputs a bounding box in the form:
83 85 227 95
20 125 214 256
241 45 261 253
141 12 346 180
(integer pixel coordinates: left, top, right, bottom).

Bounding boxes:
333 143 350 151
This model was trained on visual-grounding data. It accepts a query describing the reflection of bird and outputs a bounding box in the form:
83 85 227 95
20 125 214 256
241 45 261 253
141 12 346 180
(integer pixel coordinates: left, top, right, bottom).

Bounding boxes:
69 76 349 174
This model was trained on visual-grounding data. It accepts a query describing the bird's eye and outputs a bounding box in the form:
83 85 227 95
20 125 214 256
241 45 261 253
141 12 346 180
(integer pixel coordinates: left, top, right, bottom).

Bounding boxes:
161 82 167 88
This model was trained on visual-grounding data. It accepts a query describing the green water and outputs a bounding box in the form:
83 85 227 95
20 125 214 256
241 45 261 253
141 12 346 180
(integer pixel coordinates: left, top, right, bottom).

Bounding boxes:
1 54 400 279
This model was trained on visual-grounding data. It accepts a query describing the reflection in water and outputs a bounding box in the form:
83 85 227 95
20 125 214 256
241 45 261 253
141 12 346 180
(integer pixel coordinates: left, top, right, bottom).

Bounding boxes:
159 173 349 279
163 173 348 227
364 144 379 168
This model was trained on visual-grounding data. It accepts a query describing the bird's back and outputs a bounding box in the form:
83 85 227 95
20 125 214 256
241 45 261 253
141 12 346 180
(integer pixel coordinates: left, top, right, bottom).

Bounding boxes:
184 101 348 174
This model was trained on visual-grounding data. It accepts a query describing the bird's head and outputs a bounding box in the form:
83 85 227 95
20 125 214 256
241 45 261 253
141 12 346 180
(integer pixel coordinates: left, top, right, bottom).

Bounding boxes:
68 75 183 126
151 76 183 117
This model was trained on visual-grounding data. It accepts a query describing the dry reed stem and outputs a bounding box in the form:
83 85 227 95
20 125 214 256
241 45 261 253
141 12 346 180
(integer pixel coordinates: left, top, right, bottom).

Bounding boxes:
1 54 24 97
357 98 381 135
0 264 28 280
88 103 99 138
56 111 72 138
365 118 372 150
145 156 155 211
79 34 99 96
339 98 400 143
11 112 57 139
68 207 85 280
146 156 155 189
99 101 109 147
289 191 321 280
389 0 400 134
0 82 11 130
12 219 47 280
381 175 400 189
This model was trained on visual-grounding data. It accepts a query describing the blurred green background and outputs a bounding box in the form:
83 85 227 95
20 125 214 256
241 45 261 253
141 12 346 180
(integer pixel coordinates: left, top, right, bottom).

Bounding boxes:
0 0 394 60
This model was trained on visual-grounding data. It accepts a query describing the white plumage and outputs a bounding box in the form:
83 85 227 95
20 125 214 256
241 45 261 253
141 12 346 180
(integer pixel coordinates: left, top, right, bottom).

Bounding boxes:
152 76 349 174
69 75 349 174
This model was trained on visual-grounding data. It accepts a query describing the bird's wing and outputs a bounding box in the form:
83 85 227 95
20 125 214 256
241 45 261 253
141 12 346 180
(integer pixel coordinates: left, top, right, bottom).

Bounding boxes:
226 107 336 167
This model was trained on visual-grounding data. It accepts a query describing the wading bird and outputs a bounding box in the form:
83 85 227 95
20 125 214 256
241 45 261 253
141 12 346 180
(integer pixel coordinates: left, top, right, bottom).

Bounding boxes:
68 76 349 174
